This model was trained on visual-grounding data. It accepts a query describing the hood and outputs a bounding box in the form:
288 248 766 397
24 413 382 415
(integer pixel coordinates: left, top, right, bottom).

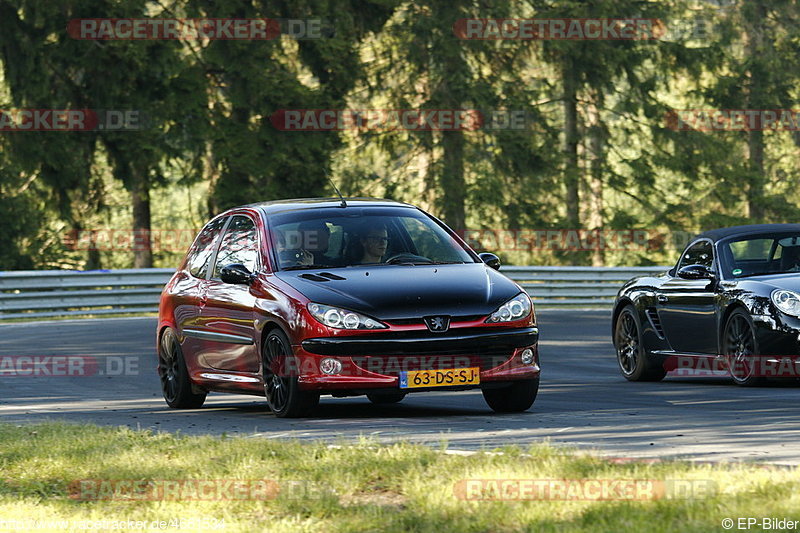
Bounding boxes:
274 263 522 320
741 273 800 293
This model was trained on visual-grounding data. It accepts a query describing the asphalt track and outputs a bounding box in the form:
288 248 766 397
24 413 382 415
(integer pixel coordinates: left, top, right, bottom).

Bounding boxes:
3 311 800 464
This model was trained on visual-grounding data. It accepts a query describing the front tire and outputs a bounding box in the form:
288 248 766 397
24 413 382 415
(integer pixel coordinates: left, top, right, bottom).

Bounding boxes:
614 305 666 381
723 308 765 387
482 378 539 413
262 328 319 418
158 328 206 409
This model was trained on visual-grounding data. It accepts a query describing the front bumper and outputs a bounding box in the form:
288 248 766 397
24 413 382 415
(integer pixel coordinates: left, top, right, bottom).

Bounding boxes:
295 326 540 392
300 326 539 356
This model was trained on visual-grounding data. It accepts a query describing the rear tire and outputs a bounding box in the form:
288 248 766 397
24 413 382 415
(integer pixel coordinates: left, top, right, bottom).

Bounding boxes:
262 328 319 418
367 392 406 404
158 328 206 409
482 378 539 413
614 305 666 382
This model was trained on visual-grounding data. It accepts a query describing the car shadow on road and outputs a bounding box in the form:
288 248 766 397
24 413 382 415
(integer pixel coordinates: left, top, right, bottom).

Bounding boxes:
198 398 494 418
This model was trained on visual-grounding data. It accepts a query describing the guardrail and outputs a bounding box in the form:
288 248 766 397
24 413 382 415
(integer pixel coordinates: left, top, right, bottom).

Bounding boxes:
0 266 669 320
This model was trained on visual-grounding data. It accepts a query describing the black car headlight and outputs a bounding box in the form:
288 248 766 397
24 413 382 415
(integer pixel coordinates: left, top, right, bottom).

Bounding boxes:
771 289 800 317
486 293 532 323
307 303 387 330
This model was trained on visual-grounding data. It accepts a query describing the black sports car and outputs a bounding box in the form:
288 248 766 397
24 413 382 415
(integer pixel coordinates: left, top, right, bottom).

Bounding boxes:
612 224 800 386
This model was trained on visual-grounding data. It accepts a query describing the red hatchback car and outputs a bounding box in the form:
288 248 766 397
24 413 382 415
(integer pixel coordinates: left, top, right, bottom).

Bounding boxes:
157 198 540 417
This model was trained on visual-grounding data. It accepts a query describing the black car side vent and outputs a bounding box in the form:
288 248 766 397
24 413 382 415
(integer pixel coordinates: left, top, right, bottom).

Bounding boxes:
645 308 665 339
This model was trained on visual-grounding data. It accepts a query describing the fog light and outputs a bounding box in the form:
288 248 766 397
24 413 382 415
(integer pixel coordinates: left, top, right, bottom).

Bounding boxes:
320 358 342 375
521 348 534 365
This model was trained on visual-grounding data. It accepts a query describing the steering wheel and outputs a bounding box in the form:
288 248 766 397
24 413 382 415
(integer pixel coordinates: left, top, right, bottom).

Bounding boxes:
385 253 433 264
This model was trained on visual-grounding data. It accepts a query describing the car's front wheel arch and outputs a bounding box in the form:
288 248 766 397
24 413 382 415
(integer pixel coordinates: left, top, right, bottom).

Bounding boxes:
612 297 635 346
614 304 666 381
260 325 319 417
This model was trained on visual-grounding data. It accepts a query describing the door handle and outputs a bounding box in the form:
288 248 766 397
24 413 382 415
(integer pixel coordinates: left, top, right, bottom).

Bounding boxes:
657 294 668 304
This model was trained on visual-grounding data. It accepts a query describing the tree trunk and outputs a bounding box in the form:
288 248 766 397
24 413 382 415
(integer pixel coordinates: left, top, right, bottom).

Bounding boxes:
745 1 766 222
430 1 467 232
204 139 220 217
586 92 605 266
562 56 580 228
131 166 153 268
440 130 466 231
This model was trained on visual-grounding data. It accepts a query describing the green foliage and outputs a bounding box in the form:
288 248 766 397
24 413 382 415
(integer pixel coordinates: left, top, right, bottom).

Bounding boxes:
2 0 800 268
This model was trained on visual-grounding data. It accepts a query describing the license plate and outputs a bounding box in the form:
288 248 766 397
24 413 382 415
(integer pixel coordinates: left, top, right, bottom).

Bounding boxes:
399 367 480 389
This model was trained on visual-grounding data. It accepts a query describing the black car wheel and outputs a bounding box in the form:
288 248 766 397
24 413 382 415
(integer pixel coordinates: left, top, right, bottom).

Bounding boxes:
614 305 666 381
262 328 319 418
723 309 764 387
158 328 206 409
366 392 406 404
481 378 539 413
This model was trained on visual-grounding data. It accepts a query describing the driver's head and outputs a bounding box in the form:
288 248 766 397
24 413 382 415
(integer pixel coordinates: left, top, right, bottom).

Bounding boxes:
360 225 389 259
298 220 330 253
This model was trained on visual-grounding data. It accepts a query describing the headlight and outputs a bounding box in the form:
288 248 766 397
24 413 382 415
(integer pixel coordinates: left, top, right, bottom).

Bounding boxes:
486 293 532 323
771 289 800 316
307 303 387 330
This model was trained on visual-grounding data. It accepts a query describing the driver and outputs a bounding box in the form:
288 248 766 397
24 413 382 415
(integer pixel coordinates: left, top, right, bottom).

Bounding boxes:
359 226 389 264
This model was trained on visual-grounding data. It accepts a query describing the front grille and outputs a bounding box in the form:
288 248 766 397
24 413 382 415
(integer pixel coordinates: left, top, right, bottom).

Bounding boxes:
385 315 484 326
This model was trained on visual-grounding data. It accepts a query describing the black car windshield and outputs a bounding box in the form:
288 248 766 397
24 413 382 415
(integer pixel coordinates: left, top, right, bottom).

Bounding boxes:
268 206 477 270
721 233 800 278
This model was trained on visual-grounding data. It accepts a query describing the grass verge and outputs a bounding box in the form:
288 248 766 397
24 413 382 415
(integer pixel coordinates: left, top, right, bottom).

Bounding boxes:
1 422 799 532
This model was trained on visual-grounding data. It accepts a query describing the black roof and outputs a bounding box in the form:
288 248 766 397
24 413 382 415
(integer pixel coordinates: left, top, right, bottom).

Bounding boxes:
238 197 415 215
697 224 800 242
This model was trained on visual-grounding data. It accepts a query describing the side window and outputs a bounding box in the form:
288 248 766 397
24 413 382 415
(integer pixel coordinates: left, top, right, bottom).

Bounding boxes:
212 215 259 278
187 217 227 279
678 240 713 270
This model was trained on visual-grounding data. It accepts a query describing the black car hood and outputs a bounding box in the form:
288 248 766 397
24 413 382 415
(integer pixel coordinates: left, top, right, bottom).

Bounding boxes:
275 263 521 320
741 273 800 292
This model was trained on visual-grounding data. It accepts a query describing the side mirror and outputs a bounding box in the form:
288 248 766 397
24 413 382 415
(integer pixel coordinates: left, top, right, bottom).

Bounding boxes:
677 264 714 280
220 263 254 285
479 252 501 270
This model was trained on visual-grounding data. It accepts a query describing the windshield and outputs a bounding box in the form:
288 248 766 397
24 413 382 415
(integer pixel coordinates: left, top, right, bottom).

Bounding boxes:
721 233 800 278
268 206 477 270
